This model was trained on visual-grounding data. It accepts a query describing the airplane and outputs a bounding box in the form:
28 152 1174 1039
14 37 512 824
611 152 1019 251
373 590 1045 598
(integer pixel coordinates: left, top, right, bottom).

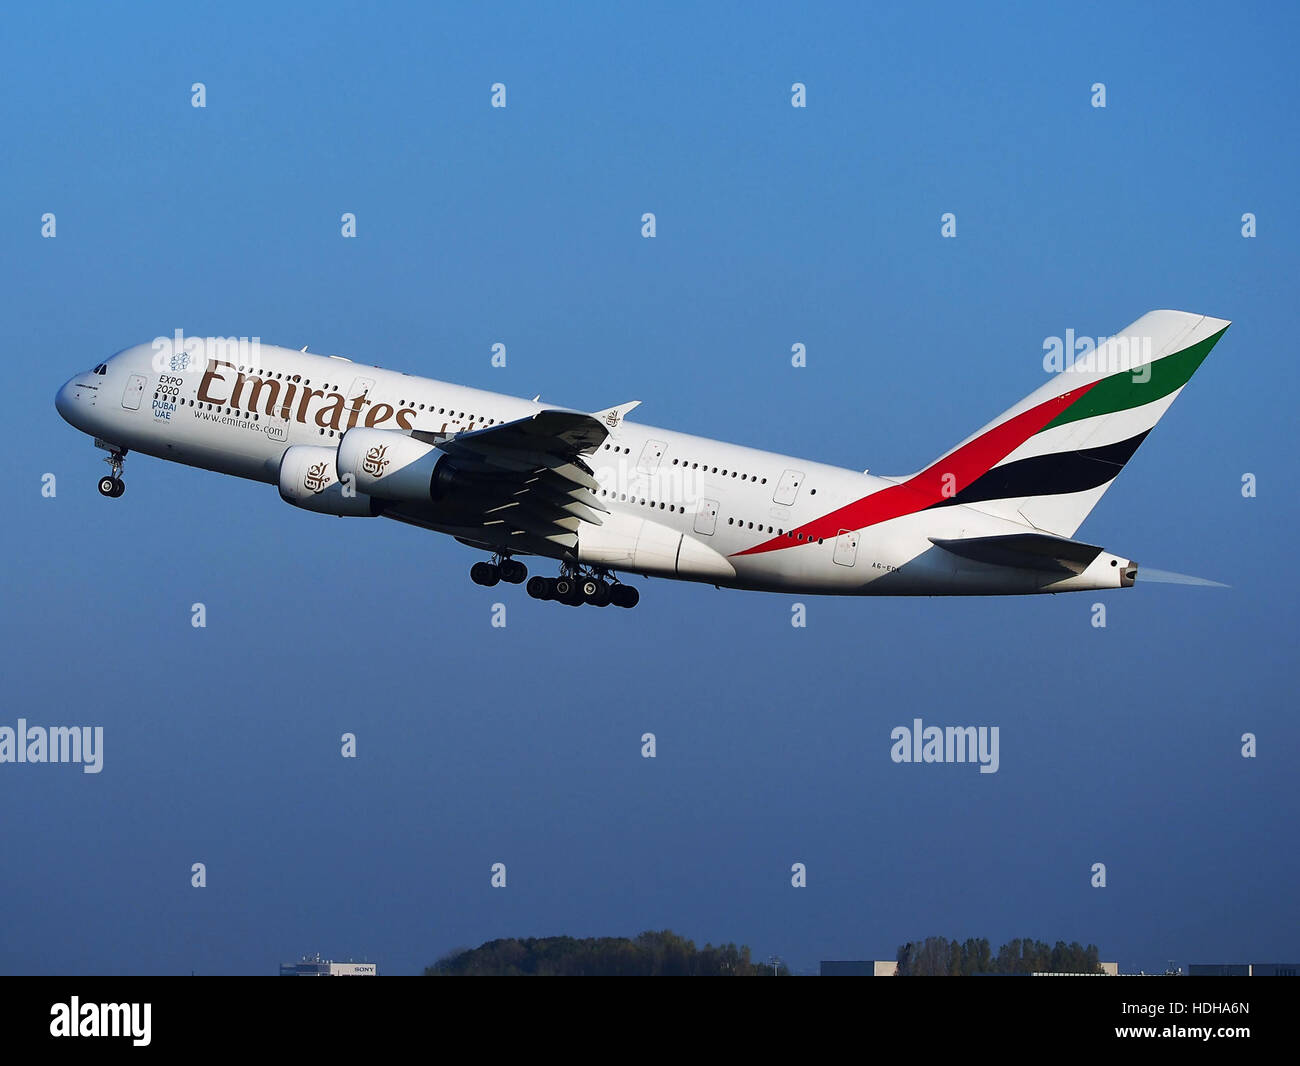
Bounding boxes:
55 309 1228 608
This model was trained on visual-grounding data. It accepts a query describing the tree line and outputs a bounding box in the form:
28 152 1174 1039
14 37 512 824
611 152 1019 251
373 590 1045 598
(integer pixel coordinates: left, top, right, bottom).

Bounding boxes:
426 930 788 976
895 936 1103 975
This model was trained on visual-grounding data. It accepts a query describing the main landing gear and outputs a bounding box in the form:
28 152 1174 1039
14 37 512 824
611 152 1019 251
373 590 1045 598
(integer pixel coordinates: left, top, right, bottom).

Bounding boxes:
524 565 639 608
97 450 126 498
471 554 640 608
469 553 528 587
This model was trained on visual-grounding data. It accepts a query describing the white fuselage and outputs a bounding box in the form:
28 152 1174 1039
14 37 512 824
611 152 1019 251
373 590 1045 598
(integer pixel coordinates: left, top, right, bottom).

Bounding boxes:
55 341 1131 596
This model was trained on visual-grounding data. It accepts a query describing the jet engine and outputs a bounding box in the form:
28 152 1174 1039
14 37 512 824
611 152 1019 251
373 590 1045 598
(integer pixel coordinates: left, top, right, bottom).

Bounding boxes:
336 427 470 503
278 445 380 517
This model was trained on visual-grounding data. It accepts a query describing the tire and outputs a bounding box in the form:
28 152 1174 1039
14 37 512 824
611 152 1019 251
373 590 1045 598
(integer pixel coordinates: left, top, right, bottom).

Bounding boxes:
612 584 639 608
554 577 573 598
526 576 551 600
501 560 527 584
98 477 116 497
111 478 125 497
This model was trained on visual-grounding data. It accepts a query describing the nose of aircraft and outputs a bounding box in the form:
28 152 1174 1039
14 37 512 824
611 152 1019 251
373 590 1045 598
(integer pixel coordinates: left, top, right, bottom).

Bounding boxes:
55 378 77 423
56 373 96 428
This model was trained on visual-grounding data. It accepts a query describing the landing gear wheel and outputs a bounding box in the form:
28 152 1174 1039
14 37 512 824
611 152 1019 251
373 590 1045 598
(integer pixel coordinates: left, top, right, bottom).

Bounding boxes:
500 559 528 584
470 562 501 586
527 576 553 600
99 449 127 496
610 584 639 609
551 576 583 606
583 579 611 606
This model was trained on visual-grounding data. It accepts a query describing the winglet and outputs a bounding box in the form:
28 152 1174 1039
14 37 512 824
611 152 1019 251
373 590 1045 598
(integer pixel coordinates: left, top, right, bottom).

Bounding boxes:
591 400 640 430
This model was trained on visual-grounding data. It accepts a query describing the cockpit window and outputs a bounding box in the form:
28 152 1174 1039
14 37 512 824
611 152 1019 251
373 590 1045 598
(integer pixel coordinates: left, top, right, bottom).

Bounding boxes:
93 364 107 375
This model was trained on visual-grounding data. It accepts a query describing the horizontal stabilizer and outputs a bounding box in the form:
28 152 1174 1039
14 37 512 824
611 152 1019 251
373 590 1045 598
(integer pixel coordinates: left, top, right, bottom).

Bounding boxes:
929 533 1104 575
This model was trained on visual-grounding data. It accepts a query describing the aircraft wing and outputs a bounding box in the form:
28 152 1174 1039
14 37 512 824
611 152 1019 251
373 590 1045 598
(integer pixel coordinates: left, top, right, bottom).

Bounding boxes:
928 533 1104 575
416 402 639 551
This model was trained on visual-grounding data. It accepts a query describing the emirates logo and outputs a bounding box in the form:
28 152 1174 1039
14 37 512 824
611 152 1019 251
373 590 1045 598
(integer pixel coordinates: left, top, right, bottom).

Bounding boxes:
303 462 331 493
604 411 619 428
362 445 390 478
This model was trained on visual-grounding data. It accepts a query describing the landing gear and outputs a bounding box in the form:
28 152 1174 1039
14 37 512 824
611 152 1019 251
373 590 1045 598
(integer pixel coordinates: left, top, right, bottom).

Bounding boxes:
499 558 528 584
609 583 639 609
522 565 638 608
470 553 528 588
470 561 500 586
483 555 640 608
98 450 126 498
525 574 581 605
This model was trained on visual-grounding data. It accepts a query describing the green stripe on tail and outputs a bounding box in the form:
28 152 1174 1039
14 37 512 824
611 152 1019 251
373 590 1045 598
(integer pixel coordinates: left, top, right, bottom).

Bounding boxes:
1044 327 1227 432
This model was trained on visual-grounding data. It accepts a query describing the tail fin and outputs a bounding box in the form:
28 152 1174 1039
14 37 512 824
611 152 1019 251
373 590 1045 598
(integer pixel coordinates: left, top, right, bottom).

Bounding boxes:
902 310 1229 537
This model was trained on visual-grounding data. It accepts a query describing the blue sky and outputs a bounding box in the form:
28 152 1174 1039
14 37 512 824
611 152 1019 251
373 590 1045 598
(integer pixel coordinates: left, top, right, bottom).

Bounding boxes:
2 1 1296 975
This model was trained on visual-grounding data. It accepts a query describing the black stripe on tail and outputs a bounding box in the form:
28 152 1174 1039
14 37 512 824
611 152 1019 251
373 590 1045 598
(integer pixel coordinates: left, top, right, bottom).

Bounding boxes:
930 430 1151 510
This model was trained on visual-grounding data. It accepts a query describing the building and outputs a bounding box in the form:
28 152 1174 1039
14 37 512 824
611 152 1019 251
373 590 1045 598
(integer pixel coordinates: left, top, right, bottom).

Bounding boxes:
820 961 898 976
1188 963 1298 976
821 959 1118 975
1032 963 1118 976
280 953 378 976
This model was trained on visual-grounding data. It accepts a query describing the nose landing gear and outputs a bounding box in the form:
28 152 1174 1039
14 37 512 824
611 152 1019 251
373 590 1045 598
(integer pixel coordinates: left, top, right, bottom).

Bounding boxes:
97 449 126 498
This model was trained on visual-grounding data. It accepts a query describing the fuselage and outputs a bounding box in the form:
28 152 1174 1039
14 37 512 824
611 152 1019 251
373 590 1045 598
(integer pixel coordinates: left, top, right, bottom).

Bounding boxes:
55 339 1133 597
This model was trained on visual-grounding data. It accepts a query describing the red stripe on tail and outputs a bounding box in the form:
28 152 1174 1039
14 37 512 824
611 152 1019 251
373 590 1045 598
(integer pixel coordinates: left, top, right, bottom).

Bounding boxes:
732 381 1098 557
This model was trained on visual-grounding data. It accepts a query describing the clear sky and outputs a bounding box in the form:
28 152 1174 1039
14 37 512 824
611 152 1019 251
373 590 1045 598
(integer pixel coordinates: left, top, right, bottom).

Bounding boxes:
3 1 1296 975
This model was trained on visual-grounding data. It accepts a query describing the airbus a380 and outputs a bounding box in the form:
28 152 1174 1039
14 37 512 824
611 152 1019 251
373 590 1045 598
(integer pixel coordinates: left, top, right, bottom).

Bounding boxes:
55 309 1227 608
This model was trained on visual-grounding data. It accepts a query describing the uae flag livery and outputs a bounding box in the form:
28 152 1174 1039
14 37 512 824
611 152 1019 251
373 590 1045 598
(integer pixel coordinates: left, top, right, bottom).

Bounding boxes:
736 311 1229 555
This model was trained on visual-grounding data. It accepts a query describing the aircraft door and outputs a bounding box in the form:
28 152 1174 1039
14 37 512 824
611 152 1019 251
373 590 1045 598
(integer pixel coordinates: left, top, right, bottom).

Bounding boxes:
833 528 860 566
348 376 376 402
122 374 146 410
773 468 804 506
342 377 376 428
693 498 719 536
637 439 666 474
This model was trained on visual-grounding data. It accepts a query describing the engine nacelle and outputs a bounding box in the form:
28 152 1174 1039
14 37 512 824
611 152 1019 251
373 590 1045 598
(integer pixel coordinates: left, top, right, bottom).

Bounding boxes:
337 427 446 502
278 445 380 517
